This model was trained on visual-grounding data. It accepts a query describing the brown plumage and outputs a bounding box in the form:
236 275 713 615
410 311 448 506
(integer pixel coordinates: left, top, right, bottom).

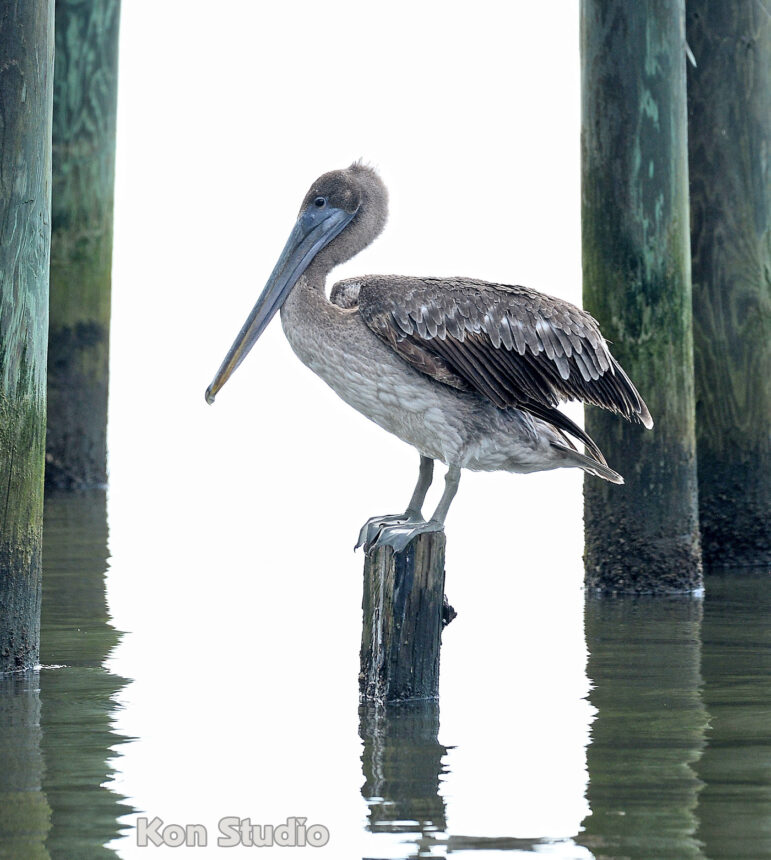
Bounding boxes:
331 275 652 463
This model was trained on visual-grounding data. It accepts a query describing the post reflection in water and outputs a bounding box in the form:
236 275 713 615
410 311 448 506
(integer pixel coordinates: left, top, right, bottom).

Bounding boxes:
359 701 575 858
360 700 448 856
0 672 52 857
578 572 771 859
40 491 131 856
694 571 771 860
578 595 707 859
0 490 130 858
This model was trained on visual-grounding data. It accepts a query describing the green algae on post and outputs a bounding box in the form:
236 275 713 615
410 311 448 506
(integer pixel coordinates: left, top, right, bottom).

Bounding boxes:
0 0 55 672
580 0 702 593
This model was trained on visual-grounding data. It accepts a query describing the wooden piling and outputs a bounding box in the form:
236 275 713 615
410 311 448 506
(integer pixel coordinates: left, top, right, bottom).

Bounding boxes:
0 0 55 673
580 0 703 593
360 532 449 703
686 1 771 568
46 0 121 489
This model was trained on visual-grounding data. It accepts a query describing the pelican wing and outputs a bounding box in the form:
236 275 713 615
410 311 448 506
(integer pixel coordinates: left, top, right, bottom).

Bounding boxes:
345 275 653 428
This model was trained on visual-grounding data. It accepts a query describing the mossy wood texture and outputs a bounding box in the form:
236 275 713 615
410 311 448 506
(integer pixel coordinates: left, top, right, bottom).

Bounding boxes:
580 0 702 593
686 1 771 568
360 533 446 703
0 0 55 672
46 0 120 489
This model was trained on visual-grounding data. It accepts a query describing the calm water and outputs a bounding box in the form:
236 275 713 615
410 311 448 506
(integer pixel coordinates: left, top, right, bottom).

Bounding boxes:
0 492 768 858
0 491 131 859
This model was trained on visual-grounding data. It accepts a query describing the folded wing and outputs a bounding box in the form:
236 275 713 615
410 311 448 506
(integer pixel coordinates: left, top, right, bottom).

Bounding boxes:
334 275 653 436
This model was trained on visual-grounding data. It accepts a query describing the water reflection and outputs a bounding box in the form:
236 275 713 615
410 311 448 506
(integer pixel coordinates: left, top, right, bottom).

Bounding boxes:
0 673 52 857
578 595 707 858
359 702 583 858
40 490 133 856
360 700 448 853
0 491 132 858
578 574 771 859
694 571 771 860
4 490 767 859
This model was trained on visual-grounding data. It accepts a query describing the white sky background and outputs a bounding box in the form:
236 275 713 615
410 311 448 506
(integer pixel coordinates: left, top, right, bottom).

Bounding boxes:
106 2 594 857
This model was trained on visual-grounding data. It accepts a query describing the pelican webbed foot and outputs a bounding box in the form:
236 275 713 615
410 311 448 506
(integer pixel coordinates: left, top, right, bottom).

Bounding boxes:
355 513 423 551
357 461 458 553
366 519 444 554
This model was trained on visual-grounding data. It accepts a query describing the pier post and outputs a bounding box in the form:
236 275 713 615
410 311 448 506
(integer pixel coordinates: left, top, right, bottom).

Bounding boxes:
46 0 121 489
686 1 771 568
360 532 451 703
0 0 55 673
580 0 702 592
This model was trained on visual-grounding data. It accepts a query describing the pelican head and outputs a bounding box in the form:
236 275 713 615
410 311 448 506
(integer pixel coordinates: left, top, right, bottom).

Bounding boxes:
205 162 388 405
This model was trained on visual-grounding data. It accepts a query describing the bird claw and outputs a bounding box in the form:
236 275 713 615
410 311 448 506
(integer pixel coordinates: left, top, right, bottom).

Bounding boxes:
355 514 411 551
366 519 444 554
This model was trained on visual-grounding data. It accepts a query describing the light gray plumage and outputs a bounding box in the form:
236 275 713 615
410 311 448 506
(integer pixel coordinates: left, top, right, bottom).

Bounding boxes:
206 162 654 552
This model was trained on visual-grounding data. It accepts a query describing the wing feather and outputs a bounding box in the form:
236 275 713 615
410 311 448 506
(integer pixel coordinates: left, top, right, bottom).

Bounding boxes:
337 275 653 428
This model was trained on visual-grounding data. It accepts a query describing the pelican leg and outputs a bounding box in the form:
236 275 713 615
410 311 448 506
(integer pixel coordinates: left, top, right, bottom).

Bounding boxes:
355 456 434 550
405 454 435 518
368 465 461 553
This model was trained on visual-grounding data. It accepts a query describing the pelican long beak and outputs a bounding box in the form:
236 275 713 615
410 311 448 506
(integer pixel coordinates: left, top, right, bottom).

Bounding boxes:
205 205 356 404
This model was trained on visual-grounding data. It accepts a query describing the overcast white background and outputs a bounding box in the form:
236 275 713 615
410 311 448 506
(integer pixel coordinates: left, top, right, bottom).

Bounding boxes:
105 2 594 857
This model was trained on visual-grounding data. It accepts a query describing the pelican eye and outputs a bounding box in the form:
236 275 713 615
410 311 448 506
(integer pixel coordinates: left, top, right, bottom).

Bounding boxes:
314 196 326 208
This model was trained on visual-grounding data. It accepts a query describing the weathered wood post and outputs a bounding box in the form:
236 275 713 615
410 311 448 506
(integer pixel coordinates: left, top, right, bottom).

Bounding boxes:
46 0 121 489
0 0 55 673
580 0 703 593
686 1 771 568
360 533 451 703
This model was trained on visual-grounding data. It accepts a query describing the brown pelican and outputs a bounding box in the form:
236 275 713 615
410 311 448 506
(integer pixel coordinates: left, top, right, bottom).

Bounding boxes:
206 163 653 552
